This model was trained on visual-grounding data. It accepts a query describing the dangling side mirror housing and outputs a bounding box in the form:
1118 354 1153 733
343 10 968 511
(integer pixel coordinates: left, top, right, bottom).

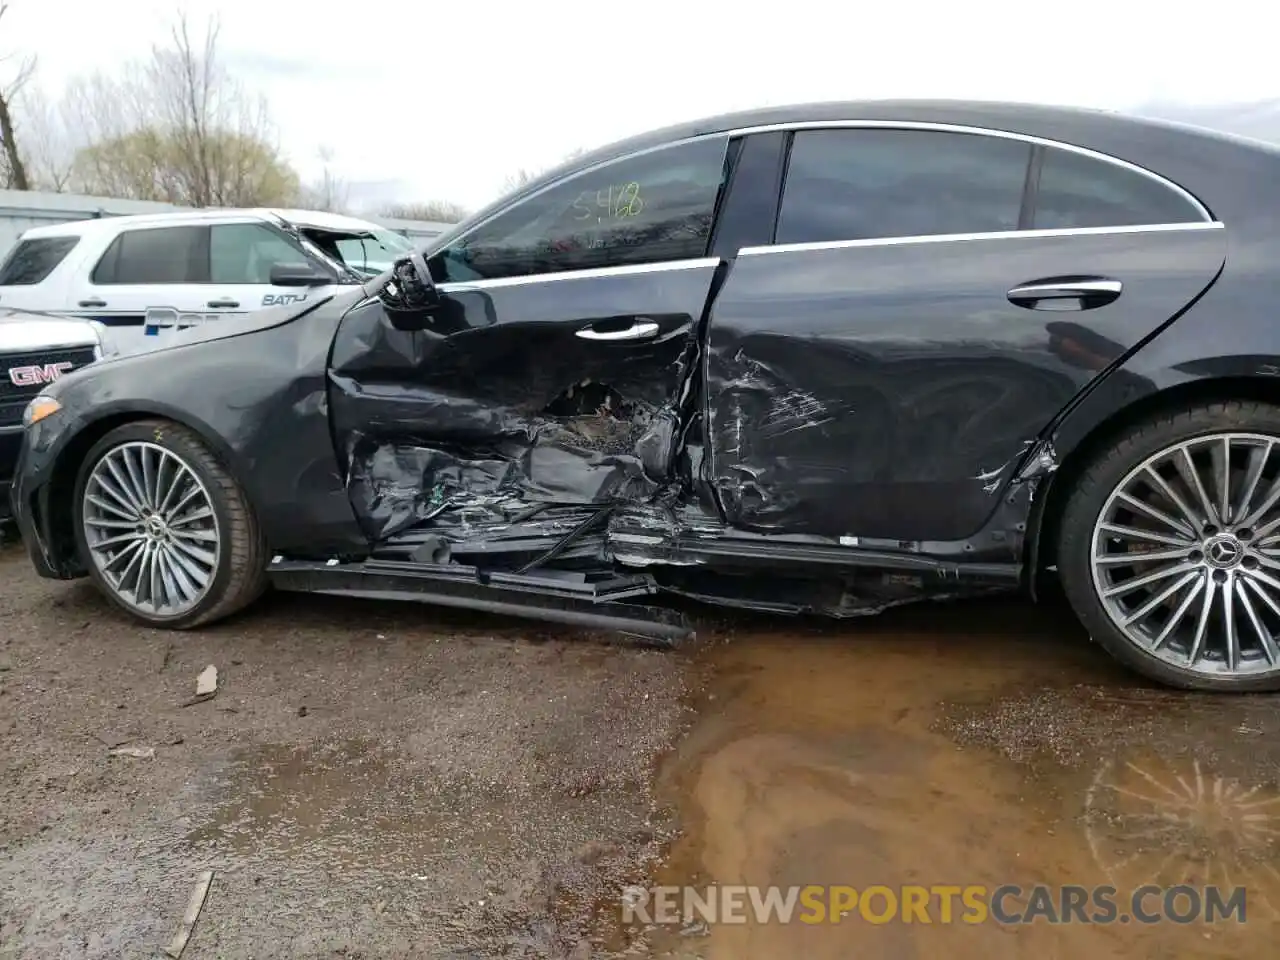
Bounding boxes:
379 251 442 331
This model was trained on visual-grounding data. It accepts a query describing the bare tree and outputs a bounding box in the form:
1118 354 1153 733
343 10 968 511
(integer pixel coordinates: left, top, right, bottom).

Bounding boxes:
12 83 78 190
60 71 163 198
295 146 350 212
64 13 300 206
501 167 540 194
0 1 34 189
501 146 589 196
380 199 469 223
150 14 295 206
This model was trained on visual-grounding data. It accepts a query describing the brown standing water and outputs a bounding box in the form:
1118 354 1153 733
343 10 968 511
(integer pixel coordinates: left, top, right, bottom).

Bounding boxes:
589 598 1280 959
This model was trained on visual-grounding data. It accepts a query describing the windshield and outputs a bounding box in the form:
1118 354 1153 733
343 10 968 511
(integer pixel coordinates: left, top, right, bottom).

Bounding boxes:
336 228 414 276
298 225 415 278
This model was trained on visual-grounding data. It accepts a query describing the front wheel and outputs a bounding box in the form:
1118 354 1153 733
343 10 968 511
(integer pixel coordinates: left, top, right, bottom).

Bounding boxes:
1058 400 1280 692
73 419 268 628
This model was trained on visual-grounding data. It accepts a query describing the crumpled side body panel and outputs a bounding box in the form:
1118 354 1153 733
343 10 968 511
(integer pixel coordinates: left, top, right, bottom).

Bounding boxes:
326 265 719 545
704 227 1226 542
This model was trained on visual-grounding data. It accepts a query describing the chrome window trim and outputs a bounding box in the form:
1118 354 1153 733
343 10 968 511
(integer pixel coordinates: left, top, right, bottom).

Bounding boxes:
432 135 734 258
437 257 721 293
428 117 1211 280
738 220 1223 257
722 119 1214 222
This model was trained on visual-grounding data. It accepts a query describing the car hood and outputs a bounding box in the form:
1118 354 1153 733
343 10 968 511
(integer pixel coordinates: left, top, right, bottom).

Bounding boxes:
39 291 367 402
162 296 339 350
73 293 356 382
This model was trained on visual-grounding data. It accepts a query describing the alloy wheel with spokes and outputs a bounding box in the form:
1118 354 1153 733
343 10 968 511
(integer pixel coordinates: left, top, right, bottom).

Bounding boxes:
81 440 221 617
1090 431 1280 681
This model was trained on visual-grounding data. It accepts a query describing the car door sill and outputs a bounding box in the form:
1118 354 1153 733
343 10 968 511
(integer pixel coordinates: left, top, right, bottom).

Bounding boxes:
370 506 1022 585
667 535 1020 579
266 557 691 643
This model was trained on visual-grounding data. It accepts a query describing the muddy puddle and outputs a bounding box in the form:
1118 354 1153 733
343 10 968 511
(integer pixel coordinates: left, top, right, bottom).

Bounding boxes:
592 598 1280 959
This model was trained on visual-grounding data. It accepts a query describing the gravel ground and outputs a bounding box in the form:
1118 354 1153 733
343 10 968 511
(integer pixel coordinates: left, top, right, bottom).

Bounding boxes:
0 538 693 959
9 528 1280 960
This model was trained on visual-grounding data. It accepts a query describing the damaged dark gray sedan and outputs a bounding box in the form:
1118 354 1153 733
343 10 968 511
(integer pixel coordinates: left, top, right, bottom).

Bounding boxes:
12 100 1280 691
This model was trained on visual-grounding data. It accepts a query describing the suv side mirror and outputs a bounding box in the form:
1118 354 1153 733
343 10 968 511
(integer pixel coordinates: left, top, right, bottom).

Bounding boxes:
269 262 332 287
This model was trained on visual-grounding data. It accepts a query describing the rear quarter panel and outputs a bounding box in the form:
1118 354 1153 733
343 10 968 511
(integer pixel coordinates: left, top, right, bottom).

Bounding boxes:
1027 138 1280 576
1046 138 1280 458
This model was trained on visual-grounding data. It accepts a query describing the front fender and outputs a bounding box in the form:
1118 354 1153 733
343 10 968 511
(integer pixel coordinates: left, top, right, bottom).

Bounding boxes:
17 292 372 567
28 398 247 488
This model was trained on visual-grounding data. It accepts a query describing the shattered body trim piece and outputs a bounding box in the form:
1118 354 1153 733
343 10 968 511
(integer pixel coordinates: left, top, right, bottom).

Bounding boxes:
268 558 693 643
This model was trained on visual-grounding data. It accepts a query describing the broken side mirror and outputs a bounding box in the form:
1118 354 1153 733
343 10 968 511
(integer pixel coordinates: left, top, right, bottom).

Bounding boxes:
380 252 442 331
270 262 333 287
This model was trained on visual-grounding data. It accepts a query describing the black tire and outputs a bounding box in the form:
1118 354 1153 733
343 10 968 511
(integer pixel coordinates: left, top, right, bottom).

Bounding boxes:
73 418 268 629
1058 399 1280 692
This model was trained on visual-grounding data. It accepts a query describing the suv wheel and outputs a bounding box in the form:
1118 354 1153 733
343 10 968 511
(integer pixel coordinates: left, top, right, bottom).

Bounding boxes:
73 419 267 628
1059 400 1280 691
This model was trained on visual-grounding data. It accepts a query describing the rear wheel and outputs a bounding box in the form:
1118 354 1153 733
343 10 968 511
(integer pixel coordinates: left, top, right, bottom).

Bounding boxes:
1058 400 1280 692
73 419 268 628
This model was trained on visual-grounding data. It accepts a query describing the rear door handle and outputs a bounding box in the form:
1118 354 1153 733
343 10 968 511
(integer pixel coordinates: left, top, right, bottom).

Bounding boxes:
1008 278 1122 310
78 298 106 308
575 319 660 342
207 298 240 309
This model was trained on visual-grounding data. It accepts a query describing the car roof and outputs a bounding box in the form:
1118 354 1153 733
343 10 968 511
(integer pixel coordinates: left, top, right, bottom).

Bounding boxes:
441 98 1280 247
558 99 1280 173
611 98 1274 148
258 208 395 234
19 208 390 240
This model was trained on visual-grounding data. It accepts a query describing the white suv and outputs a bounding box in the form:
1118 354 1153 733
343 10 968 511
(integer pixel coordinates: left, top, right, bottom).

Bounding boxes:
0 209 416 354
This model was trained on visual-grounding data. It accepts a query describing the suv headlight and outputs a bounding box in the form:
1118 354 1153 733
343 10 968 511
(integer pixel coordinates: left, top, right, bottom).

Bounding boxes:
23 394 62 428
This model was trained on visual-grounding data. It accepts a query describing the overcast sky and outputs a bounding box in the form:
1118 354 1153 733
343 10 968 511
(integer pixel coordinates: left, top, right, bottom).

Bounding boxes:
8 0 1278 213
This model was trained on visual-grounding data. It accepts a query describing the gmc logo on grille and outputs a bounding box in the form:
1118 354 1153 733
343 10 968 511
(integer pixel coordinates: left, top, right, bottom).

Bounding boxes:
8 361 74 387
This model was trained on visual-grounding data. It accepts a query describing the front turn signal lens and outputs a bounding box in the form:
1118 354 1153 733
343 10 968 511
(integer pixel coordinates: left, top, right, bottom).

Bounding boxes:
23 395 62 428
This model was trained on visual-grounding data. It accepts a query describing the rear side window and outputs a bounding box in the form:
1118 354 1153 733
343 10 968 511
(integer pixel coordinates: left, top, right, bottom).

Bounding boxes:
1033 147 1207 229
0 236 79 285
776 129 1031 245
92 226 207 284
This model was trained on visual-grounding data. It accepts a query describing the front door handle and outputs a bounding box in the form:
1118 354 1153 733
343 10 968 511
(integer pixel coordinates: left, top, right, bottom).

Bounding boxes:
1008 278 1122 310
207 298 240 309
79 298 107 308
575 319 660 342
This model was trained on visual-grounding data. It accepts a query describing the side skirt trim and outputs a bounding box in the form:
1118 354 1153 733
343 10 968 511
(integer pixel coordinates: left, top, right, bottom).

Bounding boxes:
267 558 692 643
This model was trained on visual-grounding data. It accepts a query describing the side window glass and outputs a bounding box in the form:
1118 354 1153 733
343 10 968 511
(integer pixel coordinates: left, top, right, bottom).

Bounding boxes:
1033 147 1205 229
91 236 122 284
435 136 730 283
0 237 79 285
211 223 306 284
776 129 1031 245
95 226 206 285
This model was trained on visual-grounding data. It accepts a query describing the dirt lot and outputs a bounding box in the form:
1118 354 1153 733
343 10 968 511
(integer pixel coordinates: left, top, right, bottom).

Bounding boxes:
0 538 690 958
4 536 1280 959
